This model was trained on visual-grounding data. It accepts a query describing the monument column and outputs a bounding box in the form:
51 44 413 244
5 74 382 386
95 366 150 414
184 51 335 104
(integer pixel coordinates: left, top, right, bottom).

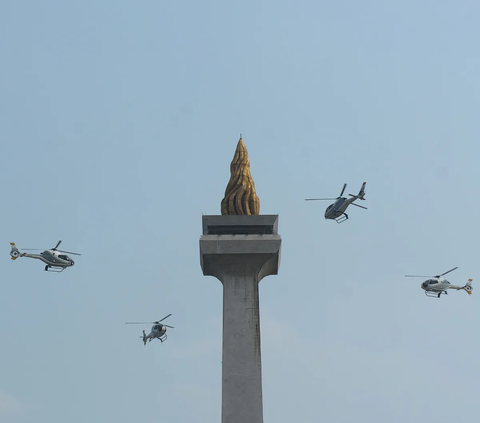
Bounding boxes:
199 137 282 423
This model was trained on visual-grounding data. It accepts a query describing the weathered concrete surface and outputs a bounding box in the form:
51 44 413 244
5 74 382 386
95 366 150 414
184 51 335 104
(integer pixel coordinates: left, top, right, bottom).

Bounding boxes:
199 215 281 423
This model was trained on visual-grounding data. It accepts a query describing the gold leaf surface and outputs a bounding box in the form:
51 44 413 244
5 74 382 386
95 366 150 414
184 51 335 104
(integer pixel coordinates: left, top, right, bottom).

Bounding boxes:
221 137 260 215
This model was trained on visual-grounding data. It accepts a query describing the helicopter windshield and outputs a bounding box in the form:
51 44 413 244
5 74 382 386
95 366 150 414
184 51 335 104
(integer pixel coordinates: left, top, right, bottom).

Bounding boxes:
428 279 438 285
58 255 69 260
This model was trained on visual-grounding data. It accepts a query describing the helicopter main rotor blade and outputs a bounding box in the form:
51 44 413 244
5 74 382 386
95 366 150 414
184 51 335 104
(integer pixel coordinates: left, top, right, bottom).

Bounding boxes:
164 325 174 329
21 248 43 251
351 203 368 210
340 183 347 197
125 322 155 324
53 240 62 250
406 267 459 279
157 314 172 323
305 198 337 201
405 275 431 278
436 267 458 278
57 249 81 256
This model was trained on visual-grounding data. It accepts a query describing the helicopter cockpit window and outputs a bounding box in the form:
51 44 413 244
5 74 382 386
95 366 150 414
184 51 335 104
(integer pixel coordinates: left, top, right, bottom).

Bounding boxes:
153 325 160 331
58 255 68 260
326 205 333 211
428 279 438 285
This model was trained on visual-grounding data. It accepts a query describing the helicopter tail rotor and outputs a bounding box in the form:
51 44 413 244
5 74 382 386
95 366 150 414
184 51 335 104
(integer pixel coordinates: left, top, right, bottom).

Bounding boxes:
142 330 147 346
463 279 473 295
9 242 20 260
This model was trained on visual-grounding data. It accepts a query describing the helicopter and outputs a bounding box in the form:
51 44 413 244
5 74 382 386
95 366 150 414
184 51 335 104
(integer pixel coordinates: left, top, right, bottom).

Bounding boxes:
305 182 367 223
405 267 473 298
9 240 80 272
125 314 174 345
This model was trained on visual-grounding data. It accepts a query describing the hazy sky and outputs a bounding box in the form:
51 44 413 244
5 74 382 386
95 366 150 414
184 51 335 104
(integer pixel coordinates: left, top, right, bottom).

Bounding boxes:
1 1 479 422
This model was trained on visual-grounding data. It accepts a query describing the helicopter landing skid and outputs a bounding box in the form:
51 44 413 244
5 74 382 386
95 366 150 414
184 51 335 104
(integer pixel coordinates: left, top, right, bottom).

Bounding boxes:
45 266 65 273
335 215 348 224
158 334 167 343
425 290 447 298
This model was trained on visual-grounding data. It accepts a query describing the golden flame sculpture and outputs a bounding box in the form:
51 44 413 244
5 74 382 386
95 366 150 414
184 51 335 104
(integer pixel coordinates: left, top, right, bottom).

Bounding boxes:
221 137 260 215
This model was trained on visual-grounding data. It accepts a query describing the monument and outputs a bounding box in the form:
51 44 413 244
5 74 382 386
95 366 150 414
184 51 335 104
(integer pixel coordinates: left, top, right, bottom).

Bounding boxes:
199 137 282 423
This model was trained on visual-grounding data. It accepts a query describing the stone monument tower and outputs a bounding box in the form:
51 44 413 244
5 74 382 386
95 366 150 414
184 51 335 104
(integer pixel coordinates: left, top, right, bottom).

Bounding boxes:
199 137 282 423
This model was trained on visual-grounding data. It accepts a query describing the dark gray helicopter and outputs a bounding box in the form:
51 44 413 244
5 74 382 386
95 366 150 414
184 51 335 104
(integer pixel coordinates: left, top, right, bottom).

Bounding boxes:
125 314 174 345
305 182 367 223
10 240 80 272
405 267 473 298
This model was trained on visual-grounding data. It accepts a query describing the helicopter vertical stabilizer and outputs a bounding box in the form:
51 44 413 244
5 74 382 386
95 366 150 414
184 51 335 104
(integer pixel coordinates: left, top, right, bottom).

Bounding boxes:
348 182 366 200
464 279 473 295
10 242 20 260
358 182 366 199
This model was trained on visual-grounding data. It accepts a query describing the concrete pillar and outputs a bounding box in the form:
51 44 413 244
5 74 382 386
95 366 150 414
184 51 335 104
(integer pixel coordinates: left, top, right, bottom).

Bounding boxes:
200 215 281 423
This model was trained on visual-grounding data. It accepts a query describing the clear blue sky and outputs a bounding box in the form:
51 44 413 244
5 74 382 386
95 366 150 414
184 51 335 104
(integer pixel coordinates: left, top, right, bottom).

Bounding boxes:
1 1 479 422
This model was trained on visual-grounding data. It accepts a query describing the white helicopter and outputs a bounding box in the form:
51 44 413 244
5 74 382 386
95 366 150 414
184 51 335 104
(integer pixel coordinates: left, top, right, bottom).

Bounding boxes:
305 182 367 223
405 267 473 298
9 240 80 272
125 314 174 345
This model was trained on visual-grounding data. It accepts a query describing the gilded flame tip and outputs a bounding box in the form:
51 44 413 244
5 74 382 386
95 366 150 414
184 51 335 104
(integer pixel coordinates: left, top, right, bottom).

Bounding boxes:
221 137 260 215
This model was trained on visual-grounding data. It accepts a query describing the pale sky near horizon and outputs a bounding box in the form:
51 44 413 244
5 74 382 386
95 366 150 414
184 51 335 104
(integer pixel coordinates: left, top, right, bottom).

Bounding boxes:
1 1 480 422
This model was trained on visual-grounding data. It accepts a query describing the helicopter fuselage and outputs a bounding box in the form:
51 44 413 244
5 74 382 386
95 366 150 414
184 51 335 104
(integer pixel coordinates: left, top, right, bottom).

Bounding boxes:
325 197 356 220
150 324 166 338
21 250 75 268
143 324 168 344
421 277 452 293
